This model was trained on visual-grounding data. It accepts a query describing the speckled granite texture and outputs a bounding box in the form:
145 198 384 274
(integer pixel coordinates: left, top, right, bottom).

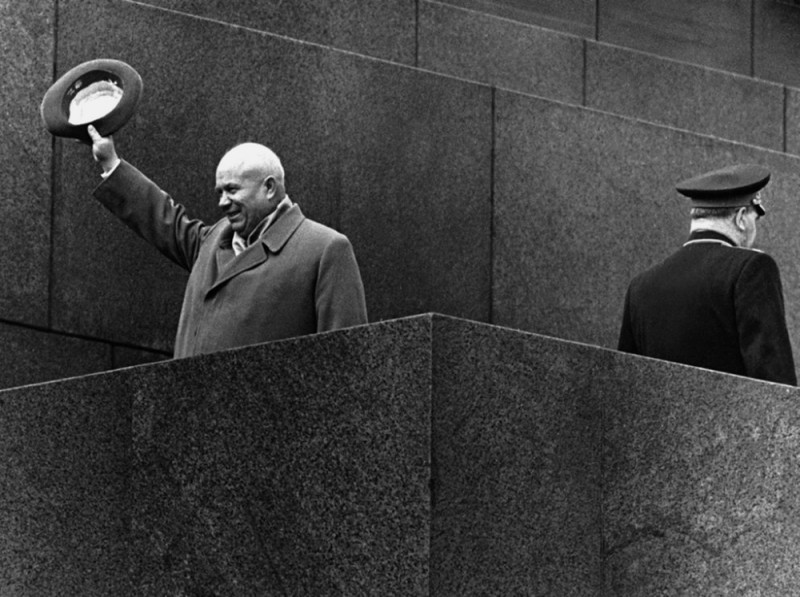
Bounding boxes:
2 315 800 594
130 319 433 595
602 352 800 594
0 372 132 596
0 0 54 326
755 0 800 88
418 1 584 102
585 41 785 151
0 322 113 389
431 317 603 595
136 0 416 65
433 0 596 37
599 0 752 76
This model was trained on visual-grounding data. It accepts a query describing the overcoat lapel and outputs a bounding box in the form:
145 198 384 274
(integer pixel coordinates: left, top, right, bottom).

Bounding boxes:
207 204 306 294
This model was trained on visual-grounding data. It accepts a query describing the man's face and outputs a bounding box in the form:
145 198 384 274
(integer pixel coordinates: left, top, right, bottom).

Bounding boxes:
215 165 276 239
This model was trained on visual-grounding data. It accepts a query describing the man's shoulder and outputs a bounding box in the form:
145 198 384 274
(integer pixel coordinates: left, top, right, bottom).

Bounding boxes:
294 209 349 243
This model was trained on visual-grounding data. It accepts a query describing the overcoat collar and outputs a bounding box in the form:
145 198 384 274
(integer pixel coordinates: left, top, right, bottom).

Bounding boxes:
684 229 736 247
209 204 306 293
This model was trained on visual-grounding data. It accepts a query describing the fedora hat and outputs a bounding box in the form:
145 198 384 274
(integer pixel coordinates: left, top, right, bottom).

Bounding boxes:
40 58 143 143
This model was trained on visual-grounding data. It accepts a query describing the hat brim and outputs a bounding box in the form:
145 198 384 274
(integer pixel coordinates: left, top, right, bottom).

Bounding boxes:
40 59 142 144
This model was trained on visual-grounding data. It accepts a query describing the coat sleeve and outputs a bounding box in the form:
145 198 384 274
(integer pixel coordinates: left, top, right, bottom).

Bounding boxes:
93 160 208 271
734 252 797 385
315 234 368 332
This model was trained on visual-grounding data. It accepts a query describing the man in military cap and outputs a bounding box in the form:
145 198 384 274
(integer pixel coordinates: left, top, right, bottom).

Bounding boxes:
618 164 796 385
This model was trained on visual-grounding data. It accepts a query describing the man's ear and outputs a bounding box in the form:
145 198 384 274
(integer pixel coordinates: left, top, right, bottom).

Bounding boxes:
735 207 747 230
263 176 276 197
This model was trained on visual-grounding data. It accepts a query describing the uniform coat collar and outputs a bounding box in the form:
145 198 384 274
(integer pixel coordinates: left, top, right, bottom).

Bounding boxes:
685 229 737 247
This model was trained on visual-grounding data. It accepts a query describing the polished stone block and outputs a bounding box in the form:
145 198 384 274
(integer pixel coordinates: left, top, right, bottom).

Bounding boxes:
418 1 584 103
130 318 433 595
136 0 416 65
0 0 54 326
493 91 800 373
111 345 169 369
598 0 752 75
435 0 596 37
586 41 784 150
431 317 602 595
0 372 131 595
784 87 800 156
4 314 800 594
52 0 492 351
754 0 800 87
602 350 800 594
0 322 112 390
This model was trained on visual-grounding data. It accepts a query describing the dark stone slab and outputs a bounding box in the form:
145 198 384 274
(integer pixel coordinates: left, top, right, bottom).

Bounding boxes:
431 316 602 595
435 0 596 37
0 322 112 390
586 41 784 150
52 0 493 350
333 59 493 324
130 318 432 595
602 350 800 594
754 0 800 87
111 345 169 369
136 0 416 65
5 314 800 593
419 1 584 103
785 86 800 156
0 372 131 595
492 91 800 374
0 0 54 326
598 0 752 75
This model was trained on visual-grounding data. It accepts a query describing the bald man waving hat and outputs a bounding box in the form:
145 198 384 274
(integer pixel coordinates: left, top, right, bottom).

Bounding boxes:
87 125 368 357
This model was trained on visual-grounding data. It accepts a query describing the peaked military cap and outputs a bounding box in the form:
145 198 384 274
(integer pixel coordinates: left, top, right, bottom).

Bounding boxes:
40 59 143 144
676 164 769 216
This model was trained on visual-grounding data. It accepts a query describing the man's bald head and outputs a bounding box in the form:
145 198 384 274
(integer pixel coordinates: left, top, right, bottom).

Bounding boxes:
217 142 285 186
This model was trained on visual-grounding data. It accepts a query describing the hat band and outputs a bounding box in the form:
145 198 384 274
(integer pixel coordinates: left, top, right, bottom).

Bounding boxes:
690 191 759 209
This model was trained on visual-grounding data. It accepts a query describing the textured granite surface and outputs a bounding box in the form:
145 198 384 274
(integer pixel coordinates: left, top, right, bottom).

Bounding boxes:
586 41 784 151
0 0 54 326
111 345 169 370
136 0 416 65
431 317 602 595
4 314 800 594
51 0 492 351
754 0 800 87
435 0 596 37
0 322 112 390
130 318 432 595
784 87 800 157
418 1 584 103
0 372 131 596
597 0 752 75
492 90 800 373
602 351 800 594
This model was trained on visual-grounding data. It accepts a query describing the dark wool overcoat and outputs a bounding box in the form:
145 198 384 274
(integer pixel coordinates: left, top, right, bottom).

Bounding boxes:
94 161 368 357
618 229 796 385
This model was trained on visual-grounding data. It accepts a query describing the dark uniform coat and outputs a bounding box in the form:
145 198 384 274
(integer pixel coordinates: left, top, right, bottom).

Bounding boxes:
618 229 796 385
94 160 368 358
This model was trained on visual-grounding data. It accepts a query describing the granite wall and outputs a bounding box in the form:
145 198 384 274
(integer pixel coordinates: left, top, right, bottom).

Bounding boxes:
2 314 799 595
439 0 800 88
